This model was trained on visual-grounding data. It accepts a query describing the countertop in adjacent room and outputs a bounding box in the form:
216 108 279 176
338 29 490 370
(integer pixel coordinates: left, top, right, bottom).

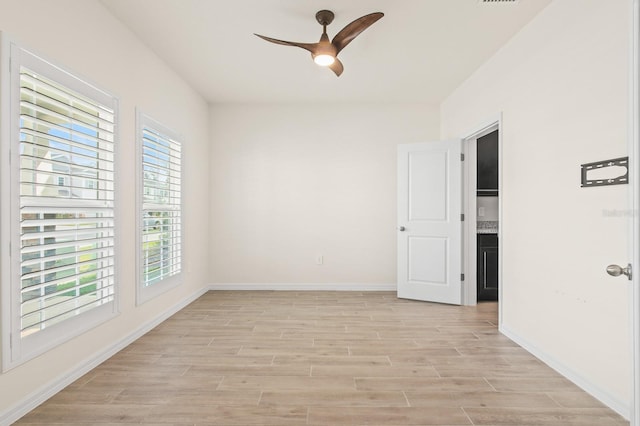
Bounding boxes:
477 221 498 234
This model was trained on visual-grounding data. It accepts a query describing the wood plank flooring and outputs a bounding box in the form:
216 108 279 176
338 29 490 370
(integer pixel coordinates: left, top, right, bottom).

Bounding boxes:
16 291 628 425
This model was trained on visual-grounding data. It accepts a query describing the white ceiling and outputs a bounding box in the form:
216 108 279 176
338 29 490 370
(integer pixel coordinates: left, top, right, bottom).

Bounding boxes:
99 0 552 104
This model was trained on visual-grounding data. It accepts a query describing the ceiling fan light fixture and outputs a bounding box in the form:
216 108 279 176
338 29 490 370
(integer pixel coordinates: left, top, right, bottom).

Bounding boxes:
314 54 335 66
254 10 384 76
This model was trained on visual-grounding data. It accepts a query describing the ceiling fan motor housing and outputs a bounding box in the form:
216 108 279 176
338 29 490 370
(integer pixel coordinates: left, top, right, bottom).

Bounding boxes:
315 10 335 26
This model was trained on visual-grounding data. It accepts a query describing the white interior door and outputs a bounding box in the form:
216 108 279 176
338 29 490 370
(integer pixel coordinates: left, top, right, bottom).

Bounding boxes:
397 140 462 304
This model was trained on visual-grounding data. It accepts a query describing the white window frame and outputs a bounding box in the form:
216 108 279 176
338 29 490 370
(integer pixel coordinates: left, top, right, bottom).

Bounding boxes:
136 111 182 304
1 36 119 371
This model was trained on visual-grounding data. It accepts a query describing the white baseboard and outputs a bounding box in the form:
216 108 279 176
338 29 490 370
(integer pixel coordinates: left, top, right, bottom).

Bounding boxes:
500 323 630 421
207 283 397 291
0 287 208 426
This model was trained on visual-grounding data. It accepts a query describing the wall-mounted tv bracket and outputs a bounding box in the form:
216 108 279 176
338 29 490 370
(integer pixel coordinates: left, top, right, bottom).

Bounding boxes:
580 157 629 187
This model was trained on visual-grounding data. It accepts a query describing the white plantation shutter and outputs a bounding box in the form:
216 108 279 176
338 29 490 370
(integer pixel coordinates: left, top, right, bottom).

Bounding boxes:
3 44 118 368
137 113 181 303
19 68 115 335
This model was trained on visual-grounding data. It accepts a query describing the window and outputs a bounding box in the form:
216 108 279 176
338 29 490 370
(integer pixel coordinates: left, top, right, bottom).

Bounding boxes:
136 112 181 303
1 42 118 369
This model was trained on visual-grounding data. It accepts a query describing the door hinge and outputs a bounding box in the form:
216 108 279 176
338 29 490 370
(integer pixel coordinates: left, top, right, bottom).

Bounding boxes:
461 273 465 281
461 213 465 221
461 153 465 161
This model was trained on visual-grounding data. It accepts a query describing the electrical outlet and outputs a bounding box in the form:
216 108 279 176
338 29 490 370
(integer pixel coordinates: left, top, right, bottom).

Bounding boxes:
316 255 323 265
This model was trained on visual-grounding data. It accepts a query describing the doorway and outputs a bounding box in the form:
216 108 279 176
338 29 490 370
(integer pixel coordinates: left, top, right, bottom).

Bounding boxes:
476 130 499 302
462 118 501 311
396 123 501 311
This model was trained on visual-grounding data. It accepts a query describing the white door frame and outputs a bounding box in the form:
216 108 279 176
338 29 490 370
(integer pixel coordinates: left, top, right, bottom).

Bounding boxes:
630 1 639 424
461 115 502 320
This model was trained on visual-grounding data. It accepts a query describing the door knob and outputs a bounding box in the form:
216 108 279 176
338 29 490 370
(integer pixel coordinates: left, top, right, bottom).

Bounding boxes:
398 226 406 232
606 264 632 280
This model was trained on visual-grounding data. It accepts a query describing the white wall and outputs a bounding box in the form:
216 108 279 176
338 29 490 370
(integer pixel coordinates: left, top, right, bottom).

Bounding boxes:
0 0 210 420
209 103 439 286
442 0 631 416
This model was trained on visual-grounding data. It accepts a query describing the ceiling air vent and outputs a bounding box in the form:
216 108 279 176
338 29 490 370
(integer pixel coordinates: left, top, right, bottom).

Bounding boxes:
478 0 520 3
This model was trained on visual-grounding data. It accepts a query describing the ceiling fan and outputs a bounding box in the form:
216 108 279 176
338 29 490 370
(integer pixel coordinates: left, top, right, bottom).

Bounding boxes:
254 10 384 77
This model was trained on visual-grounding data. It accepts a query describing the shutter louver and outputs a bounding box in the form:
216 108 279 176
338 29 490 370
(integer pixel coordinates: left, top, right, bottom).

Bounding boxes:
18 67 115 337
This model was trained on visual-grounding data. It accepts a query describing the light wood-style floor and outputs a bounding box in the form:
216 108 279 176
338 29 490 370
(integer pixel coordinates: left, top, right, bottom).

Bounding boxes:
17 291 628 425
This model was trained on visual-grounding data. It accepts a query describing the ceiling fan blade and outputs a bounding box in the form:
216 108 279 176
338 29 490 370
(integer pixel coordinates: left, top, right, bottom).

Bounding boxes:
254 34 318 55
331 12 383 54
328 58 344 77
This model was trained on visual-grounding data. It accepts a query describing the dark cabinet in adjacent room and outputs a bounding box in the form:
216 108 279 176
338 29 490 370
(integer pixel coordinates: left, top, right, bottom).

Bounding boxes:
477 234 498 301
477 130 498 196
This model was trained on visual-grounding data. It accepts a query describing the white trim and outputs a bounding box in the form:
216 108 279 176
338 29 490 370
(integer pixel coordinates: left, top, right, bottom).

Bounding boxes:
462 137 477 306
207 283 397 291
630 0 640 424
501 324 630 420
461 114 503 141
0 286 208 426
8 38 22 369
0 32 12 374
